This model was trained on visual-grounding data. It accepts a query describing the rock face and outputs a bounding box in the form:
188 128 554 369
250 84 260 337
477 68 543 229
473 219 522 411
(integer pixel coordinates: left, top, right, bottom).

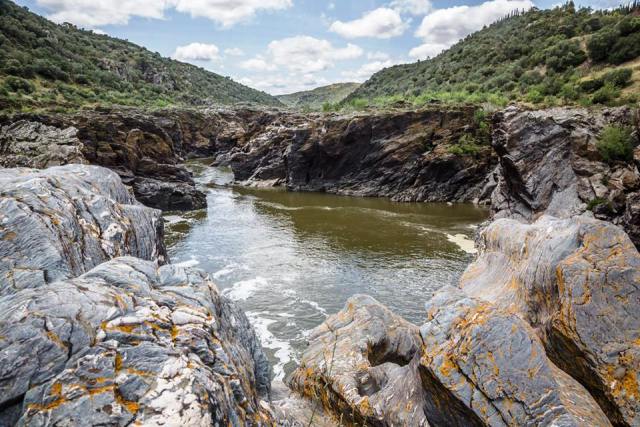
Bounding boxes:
0 110 210 211
0 165 166 294
491 106 640 245
0 164 274 426
420 286 611 427
289 295 428 426
288 292 611 426
228 108 497 203
460 215 640 426
0 257 273 426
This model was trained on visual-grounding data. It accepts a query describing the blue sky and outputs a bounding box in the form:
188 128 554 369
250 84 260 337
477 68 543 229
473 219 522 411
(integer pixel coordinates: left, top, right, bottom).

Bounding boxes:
14 0 629 95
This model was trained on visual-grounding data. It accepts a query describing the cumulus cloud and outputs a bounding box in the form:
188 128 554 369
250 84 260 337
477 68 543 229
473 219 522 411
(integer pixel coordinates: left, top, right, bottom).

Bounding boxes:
173 42 220 62
367 51 391 60
240 57 277 71
267 36 363 73
224 48 245 57
239 74 329 95
342 59 401 82
330 8 407 39
390 0 432 16
34 0 292 27
410 0 533 59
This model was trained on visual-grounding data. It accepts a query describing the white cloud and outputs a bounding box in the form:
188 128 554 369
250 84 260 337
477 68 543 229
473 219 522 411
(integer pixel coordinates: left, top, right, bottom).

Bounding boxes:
410 0 533 59
330 8 408 39
172 42 220 61
171 0 292 27
342 59 401 82
225 48 245 57
267 36 363 73
409 42 449 59
35 0 292 27
239 74 329 95
390 0 432 15
240 57 277 71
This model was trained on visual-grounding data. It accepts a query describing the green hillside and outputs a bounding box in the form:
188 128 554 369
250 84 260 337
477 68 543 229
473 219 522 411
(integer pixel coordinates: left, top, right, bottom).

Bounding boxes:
277 83 360 111
344 2 640 109
0 0 282 112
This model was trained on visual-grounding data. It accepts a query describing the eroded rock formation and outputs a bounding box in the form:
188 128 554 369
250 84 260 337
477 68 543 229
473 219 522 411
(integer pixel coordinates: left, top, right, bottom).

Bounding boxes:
0 165 166 294
0 164 275 426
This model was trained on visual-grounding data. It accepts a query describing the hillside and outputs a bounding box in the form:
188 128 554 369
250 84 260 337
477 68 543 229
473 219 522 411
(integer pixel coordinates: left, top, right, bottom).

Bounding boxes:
345 2 640 108
0 0 282 111
277 82 360 110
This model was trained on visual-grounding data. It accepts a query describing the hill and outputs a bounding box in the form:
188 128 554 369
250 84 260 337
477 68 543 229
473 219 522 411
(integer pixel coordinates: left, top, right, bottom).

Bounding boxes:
277 83 360 111
344 2 640 109
0 0 282 112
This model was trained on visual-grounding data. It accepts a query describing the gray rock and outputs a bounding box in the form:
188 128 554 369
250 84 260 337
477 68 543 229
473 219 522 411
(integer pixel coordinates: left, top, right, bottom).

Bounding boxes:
288 294 429 427
0 257 274 426
0 120 86 169
420 286 611 427
0 165 166 295
460 215 640 426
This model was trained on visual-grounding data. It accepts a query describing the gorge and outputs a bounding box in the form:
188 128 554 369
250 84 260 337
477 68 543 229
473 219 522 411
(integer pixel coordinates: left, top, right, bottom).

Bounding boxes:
1 104 639 426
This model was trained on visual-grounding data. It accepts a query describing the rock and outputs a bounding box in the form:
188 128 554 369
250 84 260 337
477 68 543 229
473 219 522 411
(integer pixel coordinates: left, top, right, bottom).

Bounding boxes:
490 106 640 246
419 286 611 427
460 215 640 426
228 108 497 204
0 165 166 295
0 120 86 168
0 257 274 426
133 177 207 211
289 295 428 427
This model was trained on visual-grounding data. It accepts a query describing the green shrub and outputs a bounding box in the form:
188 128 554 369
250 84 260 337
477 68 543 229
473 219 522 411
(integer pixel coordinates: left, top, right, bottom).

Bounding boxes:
602 68 633 87
592 82 620 104
579 78 604 93
525 88 544 103
608 32 640 64
587 28 618 62
587 197 612 212
448 134 484 156
596 125 634 162
4 76 34 93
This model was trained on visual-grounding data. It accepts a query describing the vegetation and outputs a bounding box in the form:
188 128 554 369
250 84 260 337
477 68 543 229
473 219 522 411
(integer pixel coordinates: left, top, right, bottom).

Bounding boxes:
596 125 635 162
276 83 360 111
0 0 281 112
344 1 640 110
447 109 492 156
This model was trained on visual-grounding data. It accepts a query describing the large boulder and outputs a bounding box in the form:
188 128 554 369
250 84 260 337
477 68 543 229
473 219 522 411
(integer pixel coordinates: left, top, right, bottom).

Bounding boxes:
288 295 428 426
419 286 611 427
0 257 274 426
461 215 640 426
0 165 166 295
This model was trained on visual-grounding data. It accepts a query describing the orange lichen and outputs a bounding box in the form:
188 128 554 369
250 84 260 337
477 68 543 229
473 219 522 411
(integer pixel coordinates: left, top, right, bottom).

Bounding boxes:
2 231 17 241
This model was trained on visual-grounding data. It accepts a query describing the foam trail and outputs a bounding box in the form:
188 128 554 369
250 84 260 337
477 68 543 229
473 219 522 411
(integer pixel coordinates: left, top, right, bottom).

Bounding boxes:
223 277 269 301
446 233 477 254
246 312 294 383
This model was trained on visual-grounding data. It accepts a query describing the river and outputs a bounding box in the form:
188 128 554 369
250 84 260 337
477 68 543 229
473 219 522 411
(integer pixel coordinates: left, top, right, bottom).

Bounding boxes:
164 160 489 388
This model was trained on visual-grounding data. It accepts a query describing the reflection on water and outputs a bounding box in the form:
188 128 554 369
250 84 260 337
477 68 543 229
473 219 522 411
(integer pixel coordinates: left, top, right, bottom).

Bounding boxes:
164 163 489 388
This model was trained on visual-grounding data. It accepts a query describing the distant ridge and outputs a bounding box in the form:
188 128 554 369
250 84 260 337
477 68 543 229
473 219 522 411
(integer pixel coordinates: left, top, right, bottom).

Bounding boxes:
277 83 361 110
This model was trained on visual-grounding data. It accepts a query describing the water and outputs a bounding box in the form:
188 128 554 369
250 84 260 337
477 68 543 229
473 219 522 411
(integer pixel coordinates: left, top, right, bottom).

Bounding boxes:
164 160 489 387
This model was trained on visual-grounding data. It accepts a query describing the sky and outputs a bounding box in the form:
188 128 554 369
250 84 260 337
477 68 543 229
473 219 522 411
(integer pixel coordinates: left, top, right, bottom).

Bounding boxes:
13 0 630 95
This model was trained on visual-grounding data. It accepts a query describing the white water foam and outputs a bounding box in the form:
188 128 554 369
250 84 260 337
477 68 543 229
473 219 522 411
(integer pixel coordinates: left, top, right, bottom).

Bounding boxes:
212 262 249 280
223 277 269 301
283 289 328 317
173 258 200 268
446 233 477 254
246 311 295 383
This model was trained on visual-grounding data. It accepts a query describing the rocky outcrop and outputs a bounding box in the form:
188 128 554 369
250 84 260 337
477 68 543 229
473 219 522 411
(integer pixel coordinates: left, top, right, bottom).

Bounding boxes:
460 215 640 426
0 109 211 211
288 291 611 426
491 106 640 244
0 257 274 426
289 295 427 426
228 108 497 203
0 165 166 294
0 164 275 425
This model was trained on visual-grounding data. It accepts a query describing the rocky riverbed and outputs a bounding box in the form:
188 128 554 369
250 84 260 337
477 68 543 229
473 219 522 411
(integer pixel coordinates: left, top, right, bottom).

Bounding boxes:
0 105 639 426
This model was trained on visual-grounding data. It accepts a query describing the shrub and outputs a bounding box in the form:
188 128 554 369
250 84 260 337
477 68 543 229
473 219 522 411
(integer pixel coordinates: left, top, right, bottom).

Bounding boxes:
579 78 604 93
596 125 634 162
525 88 544 103
4 76 34 93
608 33 640 64
448 134 484 156
602 68 633 88
587 28 618 62
592 82 620 104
